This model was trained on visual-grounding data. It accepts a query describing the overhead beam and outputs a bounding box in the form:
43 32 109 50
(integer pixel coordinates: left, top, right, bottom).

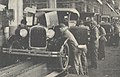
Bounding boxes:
97 0 103 5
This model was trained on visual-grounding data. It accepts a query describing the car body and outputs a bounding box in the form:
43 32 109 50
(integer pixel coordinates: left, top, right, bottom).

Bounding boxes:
2 8 80 70
3 8 79 56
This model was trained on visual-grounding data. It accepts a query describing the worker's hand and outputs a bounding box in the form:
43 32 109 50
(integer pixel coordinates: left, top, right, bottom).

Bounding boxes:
77 45 87 53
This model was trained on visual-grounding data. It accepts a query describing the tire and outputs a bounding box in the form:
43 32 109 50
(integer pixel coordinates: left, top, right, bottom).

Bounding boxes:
68 44 84 75
47 41 70 71
9 40 26 63
0 41 22 65
59 43 70 70
10 40 24 49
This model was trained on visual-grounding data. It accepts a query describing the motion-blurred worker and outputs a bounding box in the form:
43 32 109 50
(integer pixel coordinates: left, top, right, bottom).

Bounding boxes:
78 20 89 74
86 17 99 69
98 24 107 60
100 20 112 46
69 20 89 75
113 22 120 47
59 23 84 75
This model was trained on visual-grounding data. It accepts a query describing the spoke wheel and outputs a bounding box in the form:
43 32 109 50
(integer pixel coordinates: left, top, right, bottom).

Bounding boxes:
60 43 70 70
9 40 25 63
10 40 24 50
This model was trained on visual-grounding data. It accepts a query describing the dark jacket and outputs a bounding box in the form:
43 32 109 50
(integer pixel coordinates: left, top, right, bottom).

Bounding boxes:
99 26 107 42
89 23 99 48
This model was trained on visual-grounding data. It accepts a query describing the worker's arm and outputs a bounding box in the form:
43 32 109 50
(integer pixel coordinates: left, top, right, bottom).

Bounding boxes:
60 27 78 47
90 27 99 41
78 45 87 53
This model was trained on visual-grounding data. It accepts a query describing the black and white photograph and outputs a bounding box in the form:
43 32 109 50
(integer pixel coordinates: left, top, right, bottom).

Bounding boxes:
0 0 120 77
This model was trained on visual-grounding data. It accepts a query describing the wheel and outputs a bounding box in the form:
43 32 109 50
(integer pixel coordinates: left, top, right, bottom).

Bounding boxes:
9 40 26 63
59 43 70 70
48 42 70 71
10 40 24 49
68 44 84 75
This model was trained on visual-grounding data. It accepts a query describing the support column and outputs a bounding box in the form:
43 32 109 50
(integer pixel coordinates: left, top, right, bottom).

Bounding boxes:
84 2 87 12
92 6 95 13
18 0 23 25
48 0 57 8
8 0 23 35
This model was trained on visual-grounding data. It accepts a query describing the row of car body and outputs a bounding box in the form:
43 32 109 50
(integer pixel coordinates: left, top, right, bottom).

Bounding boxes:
1 8 119 74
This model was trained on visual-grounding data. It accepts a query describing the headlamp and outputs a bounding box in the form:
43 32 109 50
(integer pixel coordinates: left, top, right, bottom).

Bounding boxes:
46 29 55 38
20 29 28 37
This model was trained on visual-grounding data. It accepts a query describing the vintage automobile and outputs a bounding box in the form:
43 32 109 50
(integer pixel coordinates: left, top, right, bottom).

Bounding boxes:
2 8 81 72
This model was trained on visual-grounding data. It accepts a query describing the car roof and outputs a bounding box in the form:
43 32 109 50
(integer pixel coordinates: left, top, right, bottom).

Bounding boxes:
101 15 110 18
80 12 95 17
37 8 80 17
